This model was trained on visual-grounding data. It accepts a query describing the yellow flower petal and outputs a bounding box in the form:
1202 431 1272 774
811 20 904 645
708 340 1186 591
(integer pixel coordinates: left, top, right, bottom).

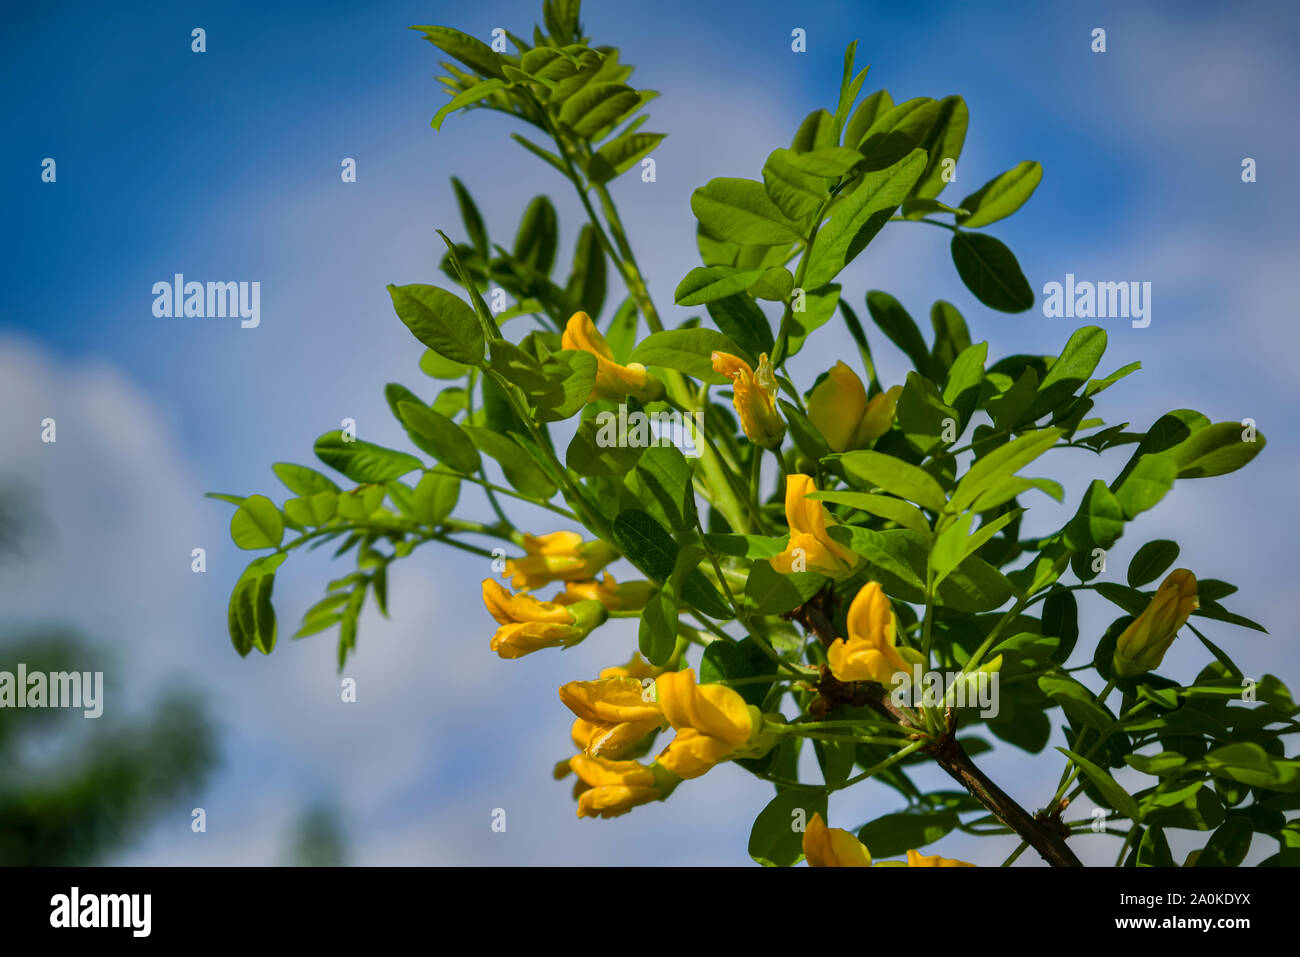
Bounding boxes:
655 669 752 744
803 813 872 867
656 728 736 779
906 848 975 867
807 362 868 453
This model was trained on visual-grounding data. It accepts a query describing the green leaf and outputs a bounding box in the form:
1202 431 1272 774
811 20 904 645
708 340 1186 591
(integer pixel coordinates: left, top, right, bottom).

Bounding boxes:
807 490 930 537
559 82 641 138
895 371 957 456
761 148 830 222
272 462 340 497
227 552 287 656
858 809 959 857
230 495 284 550
948 428 1061 514
396 402 481 473
843 89 893 154
1170 422 1266 479
411 470 460 525
855 97 940 169
450 176 488 258
612 508 678 582
566 414 645 476
565 224 607 318
420 348 472 380
865 291 932 377
1040 675 1113 731
675 266 764 306
1194 818 1253 867
749 788 827 867
513 195 558 275
804 150 926 288
587 131 664 184
928 300 971 379
749 266 794 301
706 294 774 359
745 560 827 615
1058 747 1141 821
784 283 842 358
535 350 598 422
1029 326 1107 419
314 431 423 484
691 178 804 246
1128 540 1180 588
957 161 1043 228
1111 453 1178 520
950 232 1034 313
942 341 987 429
1135 826 1174 867
463 426 557 499
833 450 947 512
387 284 484 365
910 95 968 202
628 445 698 533
413 25 505 79
931 509 1021 586
283 491 337 527
630 328 748 383
431 78 506 130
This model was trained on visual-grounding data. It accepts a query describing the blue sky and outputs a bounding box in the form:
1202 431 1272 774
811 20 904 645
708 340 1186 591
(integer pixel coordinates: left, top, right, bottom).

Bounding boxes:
2 0 1297 865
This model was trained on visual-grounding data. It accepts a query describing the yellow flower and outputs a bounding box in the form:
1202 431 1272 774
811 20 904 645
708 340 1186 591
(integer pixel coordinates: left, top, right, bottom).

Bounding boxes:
803 813 873 867
769 474 859 579
712 351 786 448
806 362 902 452
552 573 655 612
826 581 921 686
598 651 664 682
481 579 607 659
1113 568 1199 678
559 677 667 758
562 311 664 403
654 668 754 779
503 531 619 590
570 755 662 818
906 849 975 867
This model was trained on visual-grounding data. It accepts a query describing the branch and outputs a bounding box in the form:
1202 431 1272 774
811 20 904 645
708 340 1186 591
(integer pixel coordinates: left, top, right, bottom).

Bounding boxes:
786 587 1083 867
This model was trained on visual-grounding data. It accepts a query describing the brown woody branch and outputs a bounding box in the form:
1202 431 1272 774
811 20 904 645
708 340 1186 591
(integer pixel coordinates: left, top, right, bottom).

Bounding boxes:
785 588 1083 868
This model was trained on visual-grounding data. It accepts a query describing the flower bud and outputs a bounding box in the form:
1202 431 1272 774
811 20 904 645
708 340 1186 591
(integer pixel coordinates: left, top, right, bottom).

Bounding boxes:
1112 568 1198 678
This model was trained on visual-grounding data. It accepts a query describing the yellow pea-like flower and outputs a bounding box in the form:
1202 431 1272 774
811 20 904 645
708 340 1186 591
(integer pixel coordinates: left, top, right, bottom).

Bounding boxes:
769 474 859 579
806 362 903 453
803 813 873 867
562 311 664 403
598 651 664 682
569 755 662 819
481 579 607 659
905 849 976 867
552 573 655 613
712 351 786 448
1113 568 1199 678
503 531 619 590
654 668 754 779
559 677 668 758
826 581 921 686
